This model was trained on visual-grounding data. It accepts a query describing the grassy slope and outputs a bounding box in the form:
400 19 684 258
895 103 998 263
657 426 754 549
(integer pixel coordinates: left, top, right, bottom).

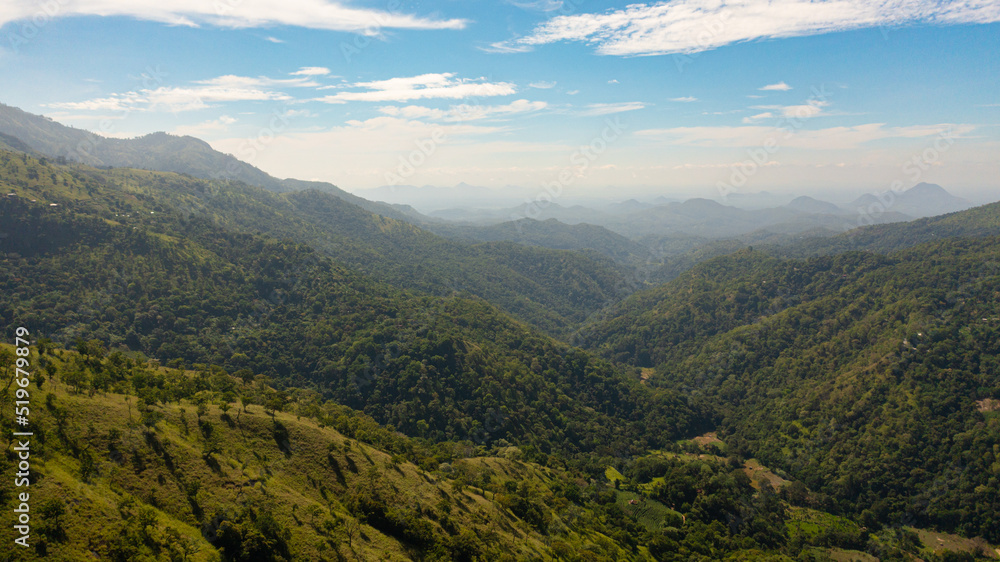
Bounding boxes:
0 346 638 561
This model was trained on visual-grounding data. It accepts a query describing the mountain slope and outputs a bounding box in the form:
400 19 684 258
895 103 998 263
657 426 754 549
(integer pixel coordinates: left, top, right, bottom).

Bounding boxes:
424 217 653 265
0 150 629 337
774 200 1000 258
0 346 645 561
8 346 971 561
0 103 421 222
0 157 706 459
845 182 973 219
580 235 1000 541
786 196 844 215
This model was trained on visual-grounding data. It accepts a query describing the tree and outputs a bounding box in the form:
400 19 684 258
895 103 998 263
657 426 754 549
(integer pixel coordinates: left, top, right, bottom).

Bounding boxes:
37 498 67 541
304 504 323 528
343 519 360 548
141 408 164 434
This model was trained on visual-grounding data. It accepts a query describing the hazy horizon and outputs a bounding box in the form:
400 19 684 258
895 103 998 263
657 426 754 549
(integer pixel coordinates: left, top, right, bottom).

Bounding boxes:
0 1 997 202
350 181 997 214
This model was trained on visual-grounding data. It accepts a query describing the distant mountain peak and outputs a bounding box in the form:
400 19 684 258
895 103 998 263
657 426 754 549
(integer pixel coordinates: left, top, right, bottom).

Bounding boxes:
846 183 972 219
905 182 948 196
680 198 726 209
787 195 843 215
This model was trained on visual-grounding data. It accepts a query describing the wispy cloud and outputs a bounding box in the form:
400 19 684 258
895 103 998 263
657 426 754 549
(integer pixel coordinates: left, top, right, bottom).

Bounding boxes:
264 36 285 43
751 100 830 119
670 96 698 102
480 41 535 54
529 81 557 89
492 0 1000 56
577 102 646 116
316 73 517 103
504 0 565 11
194 74 321 88
46 72 317 112
291 67 331 76
0 0 468 33
378 99 547 122
760 82 792 91
636 122 976 150
742 112 774 123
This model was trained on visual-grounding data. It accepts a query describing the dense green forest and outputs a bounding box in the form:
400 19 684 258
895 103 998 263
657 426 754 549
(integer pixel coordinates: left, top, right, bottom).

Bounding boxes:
0 150 630 337
0 191 703 463
2 345 987 561
581 238 1000 542
2 144 1000 560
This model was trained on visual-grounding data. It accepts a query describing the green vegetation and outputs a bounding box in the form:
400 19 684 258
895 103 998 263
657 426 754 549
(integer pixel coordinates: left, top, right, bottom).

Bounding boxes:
583 236 1000 543
0 150 629 337
2 139 1000 560
0 149 705 463
0 345 638 560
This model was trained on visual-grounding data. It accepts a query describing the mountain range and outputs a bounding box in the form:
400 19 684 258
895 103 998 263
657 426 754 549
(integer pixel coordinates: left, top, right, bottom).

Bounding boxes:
0 103 998 561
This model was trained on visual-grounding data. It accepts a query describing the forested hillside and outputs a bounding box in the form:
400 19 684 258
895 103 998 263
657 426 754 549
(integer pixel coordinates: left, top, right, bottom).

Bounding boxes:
0 198 705 463
3 345 987 561
0 103 420 222
2 144 1000 560
0 150 629 337
581 234 1000 542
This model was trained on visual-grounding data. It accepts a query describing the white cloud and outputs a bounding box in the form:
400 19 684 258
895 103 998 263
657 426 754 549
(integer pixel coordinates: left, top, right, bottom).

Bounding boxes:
670 96 697 102
145 86 293 111
194 74 321 88
529 81 557 89
265 36 285 43
378 99 547 122
760 82 792 91
172 115 238 137
752 99 830 119
282 109 319 118
0 0 467 33
494 0 1000 56
480 41 535 54
505 0 565 11
46 73 307 112
779 102 827 118
742 112 774 123
566 90 580 95
578 102 646 116
607 79 619 84
208 115 540 187
291 67 331 76
636 122 976 150
47 92 147 112
316 73 517 103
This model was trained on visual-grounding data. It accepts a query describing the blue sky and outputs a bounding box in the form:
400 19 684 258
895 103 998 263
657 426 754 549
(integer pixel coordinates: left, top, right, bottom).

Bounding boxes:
1 0 998 202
